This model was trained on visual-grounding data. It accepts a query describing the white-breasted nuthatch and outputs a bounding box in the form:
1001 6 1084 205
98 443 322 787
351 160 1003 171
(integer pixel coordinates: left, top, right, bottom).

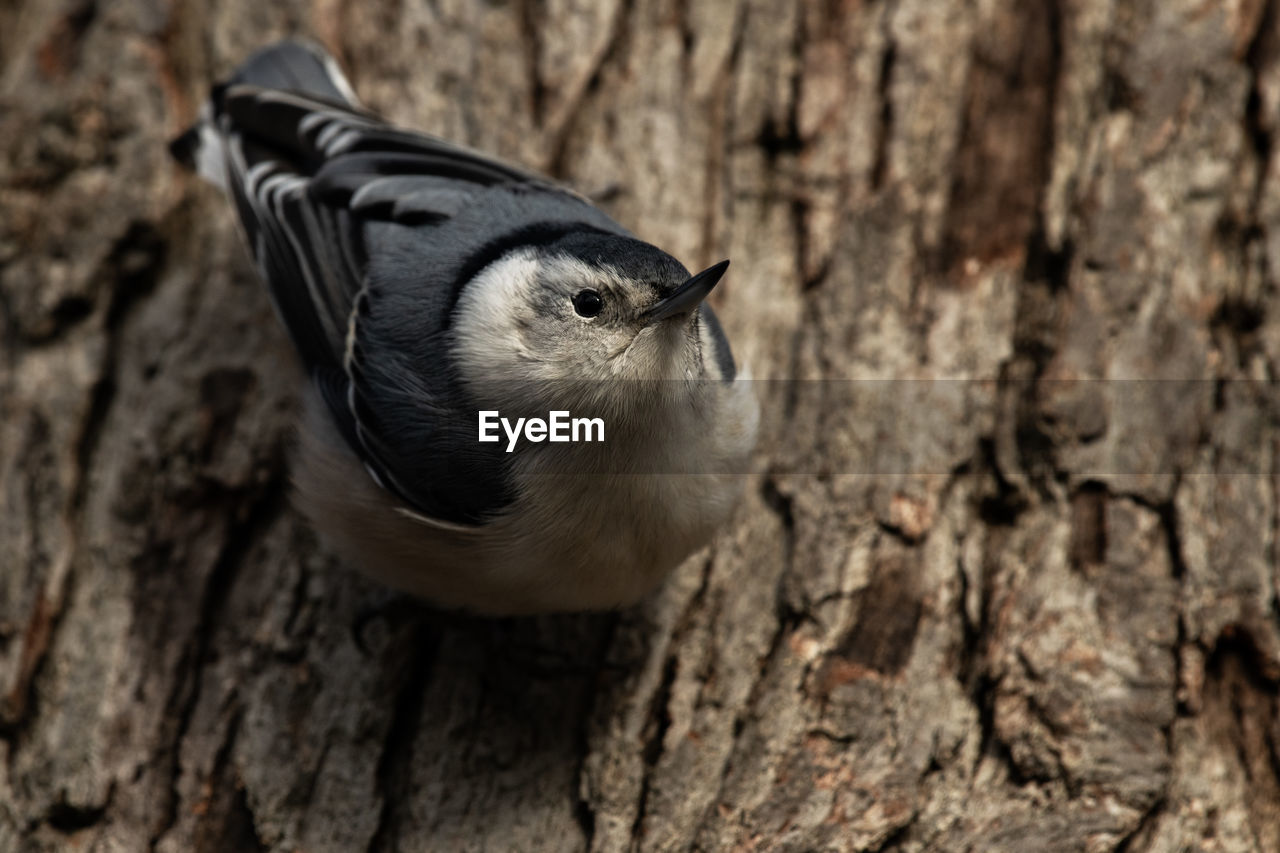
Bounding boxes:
171 39 758 613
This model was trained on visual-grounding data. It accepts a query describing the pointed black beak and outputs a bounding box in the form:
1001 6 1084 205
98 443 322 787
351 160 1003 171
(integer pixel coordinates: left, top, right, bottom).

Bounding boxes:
642 259 730 324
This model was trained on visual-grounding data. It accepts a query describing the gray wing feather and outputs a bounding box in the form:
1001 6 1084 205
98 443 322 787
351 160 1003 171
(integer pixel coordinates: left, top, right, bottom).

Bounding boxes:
348 176 476 222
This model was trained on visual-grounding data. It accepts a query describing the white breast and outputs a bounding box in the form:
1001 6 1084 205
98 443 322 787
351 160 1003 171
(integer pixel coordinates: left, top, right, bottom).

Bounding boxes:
293 378 757 614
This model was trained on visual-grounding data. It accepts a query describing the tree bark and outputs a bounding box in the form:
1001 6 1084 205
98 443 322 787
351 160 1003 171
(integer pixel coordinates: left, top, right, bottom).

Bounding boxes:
3 0 1280 851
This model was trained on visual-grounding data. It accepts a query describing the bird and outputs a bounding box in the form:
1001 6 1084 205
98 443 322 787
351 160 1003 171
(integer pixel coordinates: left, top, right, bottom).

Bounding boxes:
171 38 758 614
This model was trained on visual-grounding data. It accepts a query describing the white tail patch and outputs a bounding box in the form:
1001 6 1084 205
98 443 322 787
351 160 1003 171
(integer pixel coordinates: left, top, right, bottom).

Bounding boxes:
192 104 229 190
320 51 361 105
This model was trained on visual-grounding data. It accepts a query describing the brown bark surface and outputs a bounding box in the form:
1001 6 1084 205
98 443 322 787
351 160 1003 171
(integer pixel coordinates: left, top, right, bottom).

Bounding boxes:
3 1 1280 850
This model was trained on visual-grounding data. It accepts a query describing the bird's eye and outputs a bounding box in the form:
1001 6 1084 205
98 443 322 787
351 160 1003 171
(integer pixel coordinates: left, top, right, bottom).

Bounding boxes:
572 289 603 318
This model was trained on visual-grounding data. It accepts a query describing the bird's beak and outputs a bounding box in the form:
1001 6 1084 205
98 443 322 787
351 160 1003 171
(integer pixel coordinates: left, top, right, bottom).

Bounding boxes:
642 259 730 324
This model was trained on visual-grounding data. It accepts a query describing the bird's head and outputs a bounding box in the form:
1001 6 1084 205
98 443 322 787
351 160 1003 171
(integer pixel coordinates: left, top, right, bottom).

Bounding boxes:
450 231 730 398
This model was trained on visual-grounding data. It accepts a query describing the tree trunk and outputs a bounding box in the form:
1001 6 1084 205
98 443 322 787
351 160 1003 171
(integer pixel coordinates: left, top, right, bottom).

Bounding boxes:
3 0 1280 850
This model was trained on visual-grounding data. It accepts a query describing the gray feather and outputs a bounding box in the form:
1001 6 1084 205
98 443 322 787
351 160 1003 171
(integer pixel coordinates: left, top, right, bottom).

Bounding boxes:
349 176 476 222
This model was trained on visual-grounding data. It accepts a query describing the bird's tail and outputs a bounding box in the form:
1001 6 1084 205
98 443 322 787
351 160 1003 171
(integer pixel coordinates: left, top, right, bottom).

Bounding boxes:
169 38 360 187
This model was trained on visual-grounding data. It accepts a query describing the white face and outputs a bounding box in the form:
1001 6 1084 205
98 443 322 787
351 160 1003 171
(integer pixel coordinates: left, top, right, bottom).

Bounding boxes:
450 250 701 386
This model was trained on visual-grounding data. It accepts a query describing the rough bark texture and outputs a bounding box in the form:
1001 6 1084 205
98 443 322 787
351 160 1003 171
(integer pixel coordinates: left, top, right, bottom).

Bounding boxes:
3 0 1280 851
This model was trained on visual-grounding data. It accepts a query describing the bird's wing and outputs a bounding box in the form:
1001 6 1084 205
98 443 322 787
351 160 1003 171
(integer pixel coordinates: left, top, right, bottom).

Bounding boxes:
173 40 617 525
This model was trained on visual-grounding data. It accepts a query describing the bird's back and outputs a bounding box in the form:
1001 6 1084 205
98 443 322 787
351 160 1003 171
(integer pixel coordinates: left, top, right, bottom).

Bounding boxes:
173 38 633 526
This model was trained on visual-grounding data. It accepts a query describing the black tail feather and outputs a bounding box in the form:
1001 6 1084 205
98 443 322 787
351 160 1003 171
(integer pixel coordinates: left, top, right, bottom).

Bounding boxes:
169 39 356 173
225 39 355 104
168 125 202 170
